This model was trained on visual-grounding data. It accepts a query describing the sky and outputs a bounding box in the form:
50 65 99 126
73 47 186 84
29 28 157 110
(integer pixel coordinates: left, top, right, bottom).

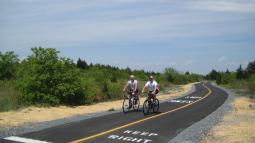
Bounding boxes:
1 0 255 74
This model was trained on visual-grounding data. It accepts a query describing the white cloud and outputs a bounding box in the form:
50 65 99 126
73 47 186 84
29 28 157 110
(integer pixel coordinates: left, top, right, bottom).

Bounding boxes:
168 62 176 67
191 0 255 13
1 0 254 53
185 59 195 66
1 0 255 74
218 56 227 63
228 61 238 66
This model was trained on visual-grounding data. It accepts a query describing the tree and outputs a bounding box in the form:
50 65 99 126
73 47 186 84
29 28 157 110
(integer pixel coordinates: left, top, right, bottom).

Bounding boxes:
246 61 255 75
225 69 230 74
185 71 190 75
125 67 132 74
0 51 19 80
77 58 88 69
221 72 235 84
164 68 178 82
206 69 219 80
17 47 85 105
236 65 246 79
216 72 222 84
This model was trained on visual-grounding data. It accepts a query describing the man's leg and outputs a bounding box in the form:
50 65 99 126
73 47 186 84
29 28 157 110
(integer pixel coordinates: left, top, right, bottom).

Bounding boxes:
128 93 132 109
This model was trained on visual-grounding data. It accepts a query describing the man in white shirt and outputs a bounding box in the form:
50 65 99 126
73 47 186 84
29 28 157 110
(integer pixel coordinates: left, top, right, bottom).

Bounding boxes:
142 75 159 98
123 75 139 108
123 75 138 95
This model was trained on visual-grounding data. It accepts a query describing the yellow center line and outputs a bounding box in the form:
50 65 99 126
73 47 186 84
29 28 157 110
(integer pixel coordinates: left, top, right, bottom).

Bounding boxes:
70 83 212 143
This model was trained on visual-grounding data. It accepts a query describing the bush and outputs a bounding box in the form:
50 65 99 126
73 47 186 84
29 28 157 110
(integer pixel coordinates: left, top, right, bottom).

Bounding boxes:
16 47 85 105
107 82 123 100
0 80 23 111
163 68 202 84
247 83 255 98
221 73 235 84
0 51 19 80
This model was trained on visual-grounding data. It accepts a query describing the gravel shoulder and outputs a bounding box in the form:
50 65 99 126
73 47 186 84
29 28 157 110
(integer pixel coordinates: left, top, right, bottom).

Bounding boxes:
169 83 255 143
0 83 194 138
169 83 234 143
200 90 255 142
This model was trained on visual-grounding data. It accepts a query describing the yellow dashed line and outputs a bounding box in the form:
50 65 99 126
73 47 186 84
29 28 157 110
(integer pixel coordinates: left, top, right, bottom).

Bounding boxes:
70 83 212 143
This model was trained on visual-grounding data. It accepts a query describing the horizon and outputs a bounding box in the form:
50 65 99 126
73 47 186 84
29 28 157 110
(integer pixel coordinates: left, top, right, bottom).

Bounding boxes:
2 47 253 75
1 0 255 74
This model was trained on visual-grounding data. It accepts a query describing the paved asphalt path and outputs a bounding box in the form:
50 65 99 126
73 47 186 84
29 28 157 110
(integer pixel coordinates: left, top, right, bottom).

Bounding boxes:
1 82 228 143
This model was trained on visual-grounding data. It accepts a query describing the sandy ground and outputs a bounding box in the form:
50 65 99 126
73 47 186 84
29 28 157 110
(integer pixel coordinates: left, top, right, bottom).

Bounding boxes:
201 96 255 143
0 83 193 129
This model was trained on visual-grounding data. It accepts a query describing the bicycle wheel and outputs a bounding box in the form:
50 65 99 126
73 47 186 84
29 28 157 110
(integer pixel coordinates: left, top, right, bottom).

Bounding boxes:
133 97 140 111
143 99 150 115
122 98 130 113
152 98 159 113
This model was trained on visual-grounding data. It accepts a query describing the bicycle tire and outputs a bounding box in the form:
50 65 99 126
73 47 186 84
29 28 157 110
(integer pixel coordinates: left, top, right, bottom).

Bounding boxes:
152 98 159 113
143 99 150 115
133 97 140 111
122 98 130 113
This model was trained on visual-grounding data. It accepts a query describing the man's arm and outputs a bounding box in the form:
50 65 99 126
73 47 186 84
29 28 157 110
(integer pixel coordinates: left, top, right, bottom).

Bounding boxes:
153 82 159 94
123 82 128 92
142 82 148 93
134 80 138 92
142 85 146 94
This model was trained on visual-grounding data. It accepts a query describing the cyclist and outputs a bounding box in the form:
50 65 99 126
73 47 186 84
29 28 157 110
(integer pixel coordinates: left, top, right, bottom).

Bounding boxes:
123 75 139 109
142 75 159 99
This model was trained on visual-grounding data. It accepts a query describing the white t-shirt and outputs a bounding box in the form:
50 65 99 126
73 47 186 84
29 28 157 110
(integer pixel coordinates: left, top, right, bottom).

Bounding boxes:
127 80 138 90
145 80 158 91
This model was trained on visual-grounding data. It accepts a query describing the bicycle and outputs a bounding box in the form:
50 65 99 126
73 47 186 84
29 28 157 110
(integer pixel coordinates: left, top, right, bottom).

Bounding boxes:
122 92 140 113
142 92 159 115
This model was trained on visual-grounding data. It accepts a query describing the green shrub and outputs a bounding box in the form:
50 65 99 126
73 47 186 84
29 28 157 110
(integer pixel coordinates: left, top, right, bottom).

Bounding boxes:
0 80 22 111
16 47 85 105
108 108 115 111
0 51 19 80
107 82 123 100
163 68 202 84
81 77 102 103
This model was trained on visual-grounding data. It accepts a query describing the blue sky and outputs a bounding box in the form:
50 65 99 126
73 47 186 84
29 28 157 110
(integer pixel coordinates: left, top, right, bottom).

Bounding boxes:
1 0 255 74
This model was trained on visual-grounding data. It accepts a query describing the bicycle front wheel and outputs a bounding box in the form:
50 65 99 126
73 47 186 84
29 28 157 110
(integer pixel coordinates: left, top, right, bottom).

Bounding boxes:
133 97 140 111
152 98 159 113
122 98 130 113
143 99 150 115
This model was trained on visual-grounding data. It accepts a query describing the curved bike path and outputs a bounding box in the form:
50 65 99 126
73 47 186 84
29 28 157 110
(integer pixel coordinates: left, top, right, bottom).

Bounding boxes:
1 82 228 143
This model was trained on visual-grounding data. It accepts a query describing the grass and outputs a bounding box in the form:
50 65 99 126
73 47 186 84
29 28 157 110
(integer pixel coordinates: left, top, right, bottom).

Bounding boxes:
0 80 24 112
108 108 115 112
221 80 255 99
0 79 189 112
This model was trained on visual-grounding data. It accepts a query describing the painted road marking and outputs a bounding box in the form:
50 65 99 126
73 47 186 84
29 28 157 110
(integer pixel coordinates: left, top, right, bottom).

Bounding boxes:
108 135 152 143
123 130 158 137
4 136 51 143
107 130 158 143
185 96 202 99
69 83 212 143
169 99 193 104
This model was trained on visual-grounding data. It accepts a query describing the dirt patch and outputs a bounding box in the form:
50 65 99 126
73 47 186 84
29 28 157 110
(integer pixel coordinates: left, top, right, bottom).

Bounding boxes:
0 83 193 129
201 96 255 143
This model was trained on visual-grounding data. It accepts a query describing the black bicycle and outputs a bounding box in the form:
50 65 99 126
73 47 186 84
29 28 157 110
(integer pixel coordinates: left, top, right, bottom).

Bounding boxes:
143 93 159 115
122 93 140 113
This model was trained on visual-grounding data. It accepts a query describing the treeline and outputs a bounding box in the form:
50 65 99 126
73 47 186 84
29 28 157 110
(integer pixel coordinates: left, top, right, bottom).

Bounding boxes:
206 61 255 84
0 47 202 110
206 61 255 98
